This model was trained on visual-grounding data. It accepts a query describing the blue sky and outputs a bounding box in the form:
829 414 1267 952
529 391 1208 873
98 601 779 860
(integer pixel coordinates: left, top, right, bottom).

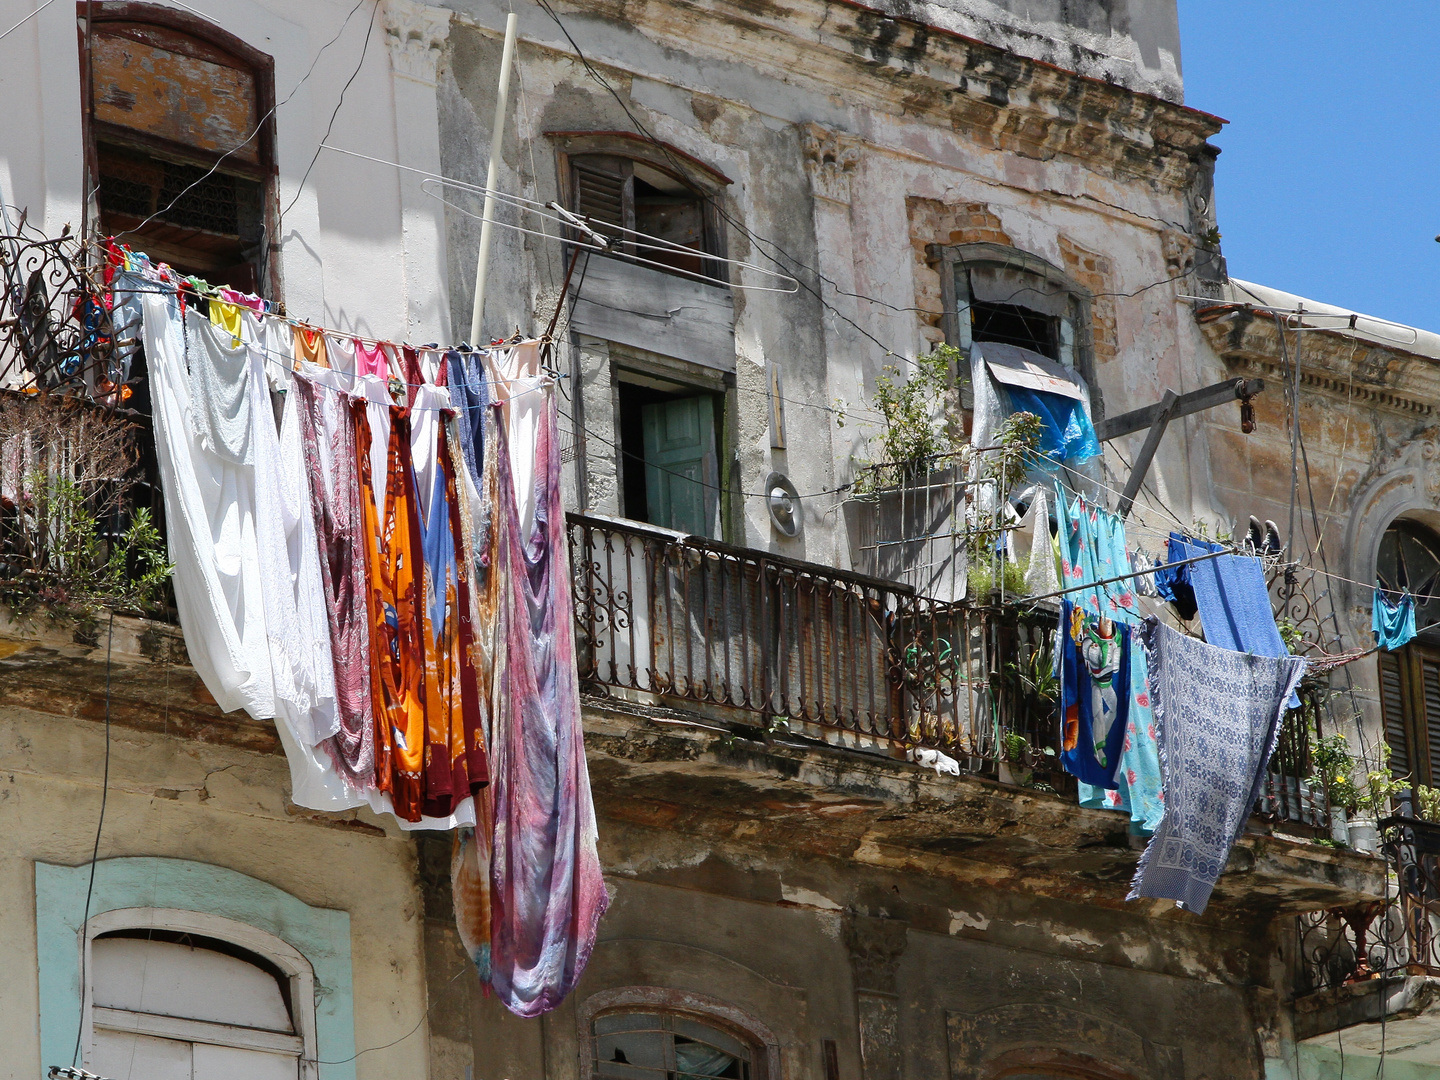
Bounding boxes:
1177 3 1439 330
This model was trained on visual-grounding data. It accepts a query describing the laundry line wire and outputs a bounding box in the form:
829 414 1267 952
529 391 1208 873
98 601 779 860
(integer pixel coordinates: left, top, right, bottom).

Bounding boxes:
317 144 798 294
111 279 562 384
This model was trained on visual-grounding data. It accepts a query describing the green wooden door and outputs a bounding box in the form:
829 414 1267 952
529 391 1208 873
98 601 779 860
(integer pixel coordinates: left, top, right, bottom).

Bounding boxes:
641 395 718 537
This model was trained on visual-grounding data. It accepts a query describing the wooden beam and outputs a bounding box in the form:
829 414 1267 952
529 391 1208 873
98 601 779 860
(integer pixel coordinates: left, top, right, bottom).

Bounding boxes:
1116 389 1178 520
1096 378 1264 442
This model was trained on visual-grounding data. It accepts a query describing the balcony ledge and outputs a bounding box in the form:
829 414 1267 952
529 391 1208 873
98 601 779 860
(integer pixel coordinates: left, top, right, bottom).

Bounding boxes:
582 694 1388 918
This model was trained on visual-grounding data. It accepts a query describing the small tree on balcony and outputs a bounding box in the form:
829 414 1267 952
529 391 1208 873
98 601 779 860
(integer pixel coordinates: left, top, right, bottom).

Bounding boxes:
0 393 170 619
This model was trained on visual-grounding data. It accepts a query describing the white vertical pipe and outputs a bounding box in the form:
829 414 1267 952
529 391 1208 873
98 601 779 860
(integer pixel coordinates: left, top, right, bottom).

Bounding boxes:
469 12 519 345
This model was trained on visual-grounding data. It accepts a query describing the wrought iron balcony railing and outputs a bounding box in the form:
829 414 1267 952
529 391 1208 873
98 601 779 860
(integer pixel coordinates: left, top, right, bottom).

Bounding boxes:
568 511 1333 825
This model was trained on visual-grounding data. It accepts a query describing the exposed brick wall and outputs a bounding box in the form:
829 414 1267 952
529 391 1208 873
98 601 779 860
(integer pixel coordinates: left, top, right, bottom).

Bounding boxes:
905 199 1117 368
1058 236 1117 367
906 197 1012 348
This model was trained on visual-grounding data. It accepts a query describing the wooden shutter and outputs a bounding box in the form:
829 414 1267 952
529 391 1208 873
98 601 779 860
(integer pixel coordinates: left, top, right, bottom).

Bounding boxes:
1424 653 1440 786
1382 650 1411 779
571 156 632 241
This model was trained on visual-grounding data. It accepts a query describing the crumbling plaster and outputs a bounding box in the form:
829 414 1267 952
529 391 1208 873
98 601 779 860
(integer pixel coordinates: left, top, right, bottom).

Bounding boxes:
0 620 431 1080
436 0 1224 561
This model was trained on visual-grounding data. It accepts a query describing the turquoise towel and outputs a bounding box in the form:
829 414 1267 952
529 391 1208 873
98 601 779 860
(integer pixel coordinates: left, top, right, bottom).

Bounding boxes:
1373 591 1417 651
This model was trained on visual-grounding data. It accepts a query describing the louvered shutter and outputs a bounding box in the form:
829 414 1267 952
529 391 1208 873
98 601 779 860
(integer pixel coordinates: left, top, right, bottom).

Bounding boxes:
1381 650 1411 779
1424 654 1440 786
571 156 632 242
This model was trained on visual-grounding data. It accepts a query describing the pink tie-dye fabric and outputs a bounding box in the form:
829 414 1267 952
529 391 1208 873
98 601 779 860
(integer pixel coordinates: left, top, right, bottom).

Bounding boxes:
485 382 607 1016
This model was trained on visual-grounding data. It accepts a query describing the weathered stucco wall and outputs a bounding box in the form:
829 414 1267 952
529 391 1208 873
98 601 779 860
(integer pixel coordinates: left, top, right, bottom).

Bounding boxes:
866 0 1185 103
0 618 431 1080
436 0 1223 565
0 0 454 347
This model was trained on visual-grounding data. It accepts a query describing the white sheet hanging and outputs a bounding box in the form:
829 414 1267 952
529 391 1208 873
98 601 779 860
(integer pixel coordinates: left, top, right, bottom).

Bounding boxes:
142 289 274 718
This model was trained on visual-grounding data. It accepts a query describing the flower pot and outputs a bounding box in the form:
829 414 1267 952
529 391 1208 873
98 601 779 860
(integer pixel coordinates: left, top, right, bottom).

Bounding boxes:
1329 806 1349 844
1347 816 1379 854
997 761 1032 787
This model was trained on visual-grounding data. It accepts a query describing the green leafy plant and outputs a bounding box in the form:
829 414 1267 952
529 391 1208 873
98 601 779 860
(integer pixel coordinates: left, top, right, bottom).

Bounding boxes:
1309 731 1356 811
4 472 171 618
966 410 1043 564
1417 785 1440 824
1353 742 1407 819
0 394 171 620
1001 730 1030 764
1010 641 1059 707
868 344 965 467
968 555 1029 598
1276 617 1304 654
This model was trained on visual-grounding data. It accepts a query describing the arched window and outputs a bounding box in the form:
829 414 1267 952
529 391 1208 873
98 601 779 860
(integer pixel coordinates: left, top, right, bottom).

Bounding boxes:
594 1012 753 1080
551 132 730 283
83 909 318 1080
83 3 278 294
580 989 778 1080
1377 519 1440 789
930 242 1097 409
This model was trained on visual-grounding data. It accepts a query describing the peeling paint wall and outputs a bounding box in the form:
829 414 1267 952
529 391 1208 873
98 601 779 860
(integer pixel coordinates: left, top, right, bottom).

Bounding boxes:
0 622 431 1080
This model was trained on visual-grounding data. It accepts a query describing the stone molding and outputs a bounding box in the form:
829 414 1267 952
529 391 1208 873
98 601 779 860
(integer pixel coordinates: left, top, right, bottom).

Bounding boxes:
382 0 451 84
802 123 862 205
582 0 1221 188
1199 309 1440 418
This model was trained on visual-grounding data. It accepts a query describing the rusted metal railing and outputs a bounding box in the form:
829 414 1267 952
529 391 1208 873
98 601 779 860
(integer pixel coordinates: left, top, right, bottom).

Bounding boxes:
569 511 1059 768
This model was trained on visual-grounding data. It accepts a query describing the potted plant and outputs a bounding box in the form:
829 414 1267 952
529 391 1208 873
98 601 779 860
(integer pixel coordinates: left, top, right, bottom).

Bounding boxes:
1348 744 1407 854
1415 785 1440 824
998 731 1034 787
1309 731 1356 844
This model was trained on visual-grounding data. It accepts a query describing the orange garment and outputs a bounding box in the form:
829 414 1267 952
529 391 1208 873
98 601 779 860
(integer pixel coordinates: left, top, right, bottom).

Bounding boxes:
295 324 328 368
419 425 488 818
354 400 427 819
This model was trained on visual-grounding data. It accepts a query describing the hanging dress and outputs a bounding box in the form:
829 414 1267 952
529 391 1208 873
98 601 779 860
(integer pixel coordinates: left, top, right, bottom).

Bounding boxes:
355 380 428 821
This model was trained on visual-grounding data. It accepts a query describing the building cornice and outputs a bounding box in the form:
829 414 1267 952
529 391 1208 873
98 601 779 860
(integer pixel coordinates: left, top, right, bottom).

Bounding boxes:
1198 308 1440 418
526 0 1224 189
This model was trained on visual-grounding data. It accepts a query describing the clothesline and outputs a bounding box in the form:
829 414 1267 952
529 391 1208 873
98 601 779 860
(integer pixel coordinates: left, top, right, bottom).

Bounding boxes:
112 283 562 403
108 250 559 361
1023 544 1237 606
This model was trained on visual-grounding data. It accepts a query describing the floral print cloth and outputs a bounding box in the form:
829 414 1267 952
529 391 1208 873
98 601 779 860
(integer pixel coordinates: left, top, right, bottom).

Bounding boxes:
1056 485 1165 833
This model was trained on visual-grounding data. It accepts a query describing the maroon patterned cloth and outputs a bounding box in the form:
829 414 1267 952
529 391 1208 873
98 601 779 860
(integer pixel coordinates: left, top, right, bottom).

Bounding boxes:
292 371 376 786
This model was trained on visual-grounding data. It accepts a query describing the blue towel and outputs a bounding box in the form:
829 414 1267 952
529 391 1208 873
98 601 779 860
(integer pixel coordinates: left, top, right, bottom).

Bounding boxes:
1155 532 1223 619
1188 552 1301 709
1373 591 1417 651
1057 600 1131 789
1004 386 1102 463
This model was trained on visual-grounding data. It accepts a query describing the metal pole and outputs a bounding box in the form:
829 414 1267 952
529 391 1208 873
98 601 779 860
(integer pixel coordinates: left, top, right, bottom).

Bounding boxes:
469 12 519 345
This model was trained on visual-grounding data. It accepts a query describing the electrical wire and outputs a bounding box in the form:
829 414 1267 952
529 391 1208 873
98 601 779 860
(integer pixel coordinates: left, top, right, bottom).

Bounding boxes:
281 1 379 219
0 0 56 42
70 611 116 1068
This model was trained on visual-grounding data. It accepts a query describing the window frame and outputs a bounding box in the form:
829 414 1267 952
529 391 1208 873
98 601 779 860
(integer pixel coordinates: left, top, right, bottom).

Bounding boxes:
81 907 320 1080
548 131 732 285
79 1 281 297
579 987 779 1080
927 241 1099 417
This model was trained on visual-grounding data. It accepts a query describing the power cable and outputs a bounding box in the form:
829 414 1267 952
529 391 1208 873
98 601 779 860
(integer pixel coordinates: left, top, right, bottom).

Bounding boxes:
0 0 56 42
281 2 380 218
71 611 116 1068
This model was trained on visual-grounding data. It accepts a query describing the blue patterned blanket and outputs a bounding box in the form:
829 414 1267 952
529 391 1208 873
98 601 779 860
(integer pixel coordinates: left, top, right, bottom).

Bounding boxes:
1129 619 1307 914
